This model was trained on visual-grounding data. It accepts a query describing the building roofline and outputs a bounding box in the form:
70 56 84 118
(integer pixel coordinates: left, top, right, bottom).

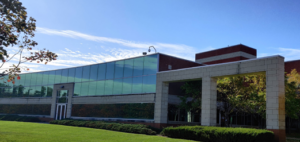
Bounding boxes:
158 55 284 74
195 44 256 55
19 52 203 75
157 53 203 65
20 52 160 75
284 59 300 63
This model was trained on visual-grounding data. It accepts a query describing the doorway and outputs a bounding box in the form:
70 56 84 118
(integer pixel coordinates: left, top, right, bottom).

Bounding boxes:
55 90 68 120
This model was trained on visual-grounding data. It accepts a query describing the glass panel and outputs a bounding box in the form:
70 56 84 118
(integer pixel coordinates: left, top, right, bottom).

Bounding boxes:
36 72 43 86
0 104 51 115
23 86 29 97
41 86 47 97
42 72 49 85
61 69 68 83
14 77 20 86
71 103 154 119
12 85 18 97
142 75 156 93
30 73 37 86
113 79 122 95
80 82 89 96
74 83 81 96
133 57 144 76
67 68 76 83
54 70 62 84
132 77 143 94
96 80 105 95
106 62 115 80
46 85 53 97
114 61 124 79
18 85 25 96
143 54 158 75
24 73 32 86
88 81 97 96
34 86 41 97
18 74 25 86
104 80 113 95
82 66 90 82
58 90 68 97
97 64 106 80
89 65 98 81
28 86 35 97
48 71 56 85
122 78 132 94
75 67 83 82
124 59 134 77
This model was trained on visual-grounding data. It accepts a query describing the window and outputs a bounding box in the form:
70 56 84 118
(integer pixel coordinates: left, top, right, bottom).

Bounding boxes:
97 64 106 80
67 68 76 82
143 54 158 75
42 72 49 85
124 59 133 77
75 67 83 82
82 66 90 82
104 80 113 95
61 69 69 83
142 75 156 93
113 79 122 95
106 62 115 80
122 78 132 94
88 81 97 96
71 103 154 119
89 65 98 81
114 61 124 79
55 70 62 84
133 57 144 76
132 77 143 94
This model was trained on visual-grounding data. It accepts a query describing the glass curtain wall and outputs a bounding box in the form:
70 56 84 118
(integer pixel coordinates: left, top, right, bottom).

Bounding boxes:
0 54 158 98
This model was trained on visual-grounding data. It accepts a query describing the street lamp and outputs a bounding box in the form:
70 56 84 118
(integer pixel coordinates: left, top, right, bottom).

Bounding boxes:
143 46 157 55
148 46 157 53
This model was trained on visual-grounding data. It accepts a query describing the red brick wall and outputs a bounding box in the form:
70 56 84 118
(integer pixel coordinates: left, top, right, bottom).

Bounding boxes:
195 44 257 60
285 60 300 74
158 54 202 72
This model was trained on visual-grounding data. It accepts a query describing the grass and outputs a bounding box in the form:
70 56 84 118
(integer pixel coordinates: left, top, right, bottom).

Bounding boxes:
0 121 194 142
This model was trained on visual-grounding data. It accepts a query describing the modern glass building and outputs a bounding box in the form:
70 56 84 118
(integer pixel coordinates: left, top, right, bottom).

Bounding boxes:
0 54 158 98
0 53 200 121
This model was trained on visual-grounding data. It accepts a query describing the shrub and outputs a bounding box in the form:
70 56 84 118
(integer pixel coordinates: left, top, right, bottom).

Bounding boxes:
0 115 41 122
50 120 156 135
161 126 274 142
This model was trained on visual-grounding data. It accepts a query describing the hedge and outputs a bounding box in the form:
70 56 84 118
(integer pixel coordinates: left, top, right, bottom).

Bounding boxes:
161 126 274 142
0 115 41 122
50 120 156 135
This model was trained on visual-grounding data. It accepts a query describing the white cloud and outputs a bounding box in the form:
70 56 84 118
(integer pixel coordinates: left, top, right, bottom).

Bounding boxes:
0 27 214 72
36 27 202 60
259 47 300 61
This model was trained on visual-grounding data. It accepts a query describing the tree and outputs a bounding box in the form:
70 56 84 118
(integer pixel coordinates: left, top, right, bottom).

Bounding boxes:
179 80 202 122
0 0 57 84
217 74 266 127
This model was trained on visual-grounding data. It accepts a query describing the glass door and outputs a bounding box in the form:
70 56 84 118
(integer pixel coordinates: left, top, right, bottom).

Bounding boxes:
55 90 68 120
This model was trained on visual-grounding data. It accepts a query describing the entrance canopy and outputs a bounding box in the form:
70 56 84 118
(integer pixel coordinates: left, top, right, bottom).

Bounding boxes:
155 55 285 141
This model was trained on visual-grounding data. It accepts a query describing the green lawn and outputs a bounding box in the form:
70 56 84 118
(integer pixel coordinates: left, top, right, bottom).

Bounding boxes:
0 121 194 142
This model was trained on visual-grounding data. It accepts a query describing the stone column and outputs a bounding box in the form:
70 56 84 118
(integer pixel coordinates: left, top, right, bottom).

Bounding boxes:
154 82 169 128
201 77 217 126
66 83 74 118
266 56 285 142
50 85 57 118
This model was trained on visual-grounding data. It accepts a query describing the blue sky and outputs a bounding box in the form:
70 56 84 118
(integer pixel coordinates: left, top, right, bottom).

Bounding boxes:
11 0 300 72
